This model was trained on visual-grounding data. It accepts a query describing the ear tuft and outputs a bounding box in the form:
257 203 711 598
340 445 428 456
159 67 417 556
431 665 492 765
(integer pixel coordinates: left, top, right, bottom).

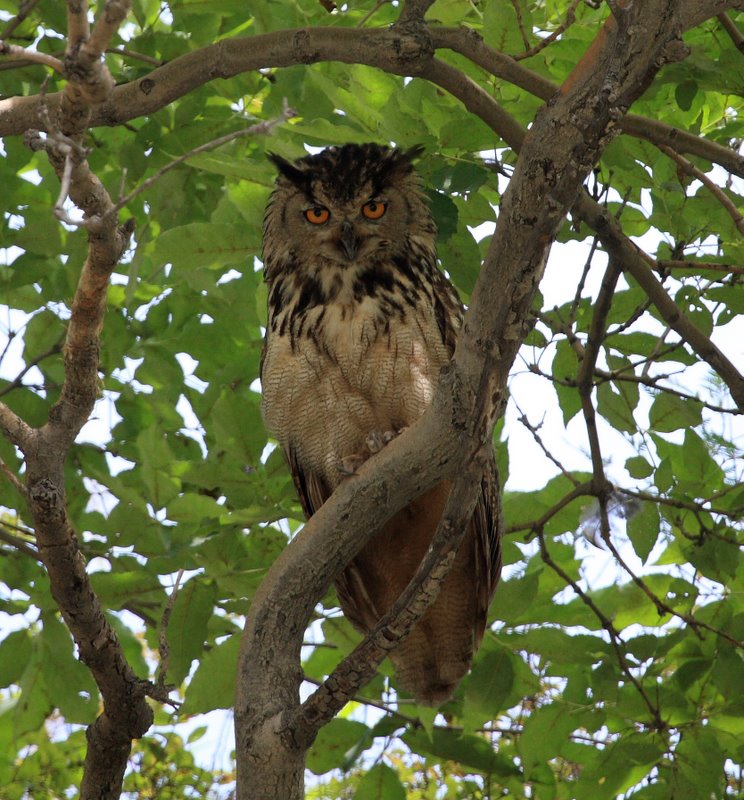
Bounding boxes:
267 152 306 186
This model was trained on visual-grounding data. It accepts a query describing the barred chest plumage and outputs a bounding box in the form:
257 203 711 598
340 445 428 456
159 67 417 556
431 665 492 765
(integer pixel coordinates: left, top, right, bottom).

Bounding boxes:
260 255 452 490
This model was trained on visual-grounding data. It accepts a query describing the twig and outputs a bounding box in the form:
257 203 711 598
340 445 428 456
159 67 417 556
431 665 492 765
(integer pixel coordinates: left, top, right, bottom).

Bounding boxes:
659 144 744 236
0 454 28 499
106 46 163 66
515 407 581 486
509 0 531 50
568 233 600 325
512 0 581 61
504 481 595 535
601 530 744 649
0 0 40 39
357 0 389 27
0 522 38 559
0 40 64 72
617 486 743 520
657 260 744 276
537 530 665 730
718 12 744 54
0 337 65 398
101 101 297 221
156 568 184 691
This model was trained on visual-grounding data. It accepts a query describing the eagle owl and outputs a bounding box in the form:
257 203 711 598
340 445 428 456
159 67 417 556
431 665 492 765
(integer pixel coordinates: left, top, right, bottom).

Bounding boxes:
260 143 501 705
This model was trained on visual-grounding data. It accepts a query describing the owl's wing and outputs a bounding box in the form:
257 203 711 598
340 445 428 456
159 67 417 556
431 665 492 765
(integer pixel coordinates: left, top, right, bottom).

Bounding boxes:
432 267 503 641
472 451 503 646
285 444 330 519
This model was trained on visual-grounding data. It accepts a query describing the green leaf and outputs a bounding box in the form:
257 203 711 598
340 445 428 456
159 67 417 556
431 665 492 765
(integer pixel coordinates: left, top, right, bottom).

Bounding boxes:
597 382 636 433
150 223 259 271
627 502 661 563
518 703 575 780
355 763 405 800
405 727 520 777
183 634 241 714
463 642 514 729
675 80 698 111
0 630 32 688
625 455 654 479
649 392 703 432
40 612 98 723
166 578 217 684
306 719 370 775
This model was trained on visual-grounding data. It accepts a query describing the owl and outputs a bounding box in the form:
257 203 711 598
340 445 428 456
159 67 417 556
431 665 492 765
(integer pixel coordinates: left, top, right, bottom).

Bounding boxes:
260 143 501 705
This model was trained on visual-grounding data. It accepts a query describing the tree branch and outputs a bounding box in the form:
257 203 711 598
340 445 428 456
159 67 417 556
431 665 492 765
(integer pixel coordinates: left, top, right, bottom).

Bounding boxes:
0 15 737 180
0 0 41 40
717 11 744 53
659 144 744 236
572 192 744 410
294 445 488 741
0 40 64 72
0 521 38 558
5 4 160 799
537 529 665 730
0 401 34 451
431 26 744 179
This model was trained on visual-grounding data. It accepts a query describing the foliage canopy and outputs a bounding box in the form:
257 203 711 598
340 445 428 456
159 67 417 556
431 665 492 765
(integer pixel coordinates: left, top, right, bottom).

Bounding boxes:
0 0 743 798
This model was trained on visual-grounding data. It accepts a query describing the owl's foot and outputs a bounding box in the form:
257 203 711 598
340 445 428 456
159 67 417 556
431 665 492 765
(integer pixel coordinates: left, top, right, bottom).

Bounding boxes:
336 428 406 474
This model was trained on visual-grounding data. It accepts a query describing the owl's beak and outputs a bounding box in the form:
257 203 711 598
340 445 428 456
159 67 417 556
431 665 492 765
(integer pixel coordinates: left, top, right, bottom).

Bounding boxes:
339 220 359 261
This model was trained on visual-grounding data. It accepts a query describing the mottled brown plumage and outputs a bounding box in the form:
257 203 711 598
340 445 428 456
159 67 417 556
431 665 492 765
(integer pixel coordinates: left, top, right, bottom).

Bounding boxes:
260 143 501 705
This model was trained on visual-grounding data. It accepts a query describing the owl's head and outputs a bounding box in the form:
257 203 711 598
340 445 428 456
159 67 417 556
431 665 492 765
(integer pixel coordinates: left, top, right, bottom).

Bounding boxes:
263 143 436 277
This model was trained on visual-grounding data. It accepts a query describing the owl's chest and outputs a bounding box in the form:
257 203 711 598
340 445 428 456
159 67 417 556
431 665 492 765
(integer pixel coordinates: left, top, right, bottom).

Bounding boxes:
261 298 449 475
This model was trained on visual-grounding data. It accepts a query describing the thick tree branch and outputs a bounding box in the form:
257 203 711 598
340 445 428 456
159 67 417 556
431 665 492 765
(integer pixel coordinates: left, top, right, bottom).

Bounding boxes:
3 4 160 799
0 12 740 181
420 42 744 410
294 441 487 741
0 40 64 72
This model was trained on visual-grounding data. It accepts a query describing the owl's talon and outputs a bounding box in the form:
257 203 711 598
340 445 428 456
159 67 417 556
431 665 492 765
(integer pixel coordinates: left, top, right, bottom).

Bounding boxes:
337 455 366 475
365 431 384 453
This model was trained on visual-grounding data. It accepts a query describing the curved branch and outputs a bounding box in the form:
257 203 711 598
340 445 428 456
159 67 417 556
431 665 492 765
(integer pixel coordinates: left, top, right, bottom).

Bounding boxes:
432 26 744 179
0 14 739 181
294 429 489 741
0 25 434 136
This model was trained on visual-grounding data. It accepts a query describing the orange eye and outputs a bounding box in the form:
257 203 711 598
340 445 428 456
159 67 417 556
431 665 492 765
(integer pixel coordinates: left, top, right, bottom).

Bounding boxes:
362 200 387 220
304 207 330 225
